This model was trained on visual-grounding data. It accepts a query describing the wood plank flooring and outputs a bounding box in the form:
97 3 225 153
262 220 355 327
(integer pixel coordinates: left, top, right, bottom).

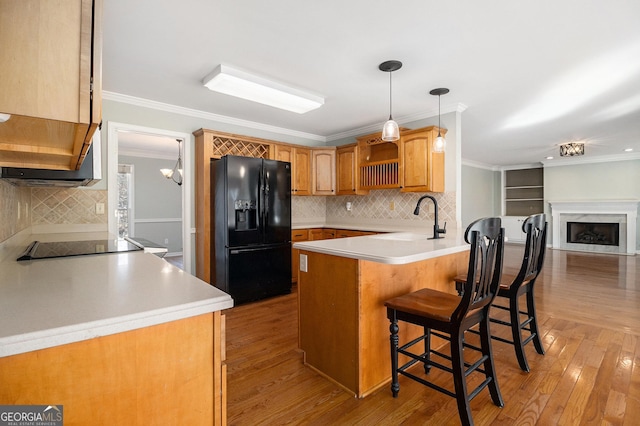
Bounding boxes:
225 246 640 425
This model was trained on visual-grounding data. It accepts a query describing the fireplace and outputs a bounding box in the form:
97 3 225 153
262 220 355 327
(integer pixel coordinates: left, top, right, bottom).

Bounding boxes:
566 222 619 246
549 200 639 255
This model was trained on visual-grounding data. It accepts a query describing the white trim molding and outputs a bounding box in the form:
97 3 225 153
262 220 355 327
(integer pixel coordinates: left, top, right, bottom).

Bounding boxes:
549 200 639 255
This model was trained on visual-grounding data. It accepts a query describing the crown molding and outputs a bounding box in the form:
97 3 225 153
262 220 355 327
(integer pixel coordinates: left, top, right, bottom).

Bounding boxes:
102 91 326 142
461 159 501 171
326 102 468 142
542 152 640 167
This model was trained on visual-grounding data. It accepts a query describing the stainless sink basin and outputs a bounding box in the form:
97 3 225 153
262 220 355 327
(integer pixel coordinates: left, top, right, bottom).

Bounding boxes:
368 232 430 241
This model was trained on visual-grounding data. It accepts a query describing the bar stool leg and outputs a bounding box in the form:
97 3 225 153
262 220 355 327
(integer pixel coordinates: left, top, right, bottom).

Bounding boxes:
526 286 545 355
510 294 530 372
450 330 473 426
424 327 431 374
480 316 504 407
389 315 400 398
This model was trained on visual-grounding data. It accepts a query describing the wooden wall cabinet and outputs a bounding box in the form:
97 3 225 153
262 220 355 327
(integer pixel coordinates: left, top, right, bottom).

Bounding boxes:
353 126 446 193
0 0 103 170
311 148 336 195
399 126 445 193
275 145 311 195
357 131 401 190
336 144 368 195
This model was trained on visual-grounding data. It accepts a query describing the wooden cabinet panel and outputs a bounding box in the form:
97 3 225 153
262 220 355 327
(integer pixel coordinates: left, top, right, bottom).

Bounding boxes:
399 126 445 193
308 228 324 240
311 148 336 195
293 148 311 195
336 144 369 195
291 229 309 283
0 0 102 170
322 229 336 239
275 145 311 195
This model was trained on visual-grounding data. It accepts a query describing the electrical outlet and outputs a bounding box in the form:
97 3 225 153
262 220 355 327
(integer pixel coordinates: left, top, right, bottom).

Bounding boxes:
389 201 395 211
299 254 308 272
164 238 169 244
95 202 105 215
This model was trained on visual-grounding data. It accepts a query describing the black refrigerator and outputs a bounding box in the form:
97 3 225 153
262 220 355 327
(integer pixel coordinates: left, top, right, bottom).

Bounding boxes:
211 155 292 304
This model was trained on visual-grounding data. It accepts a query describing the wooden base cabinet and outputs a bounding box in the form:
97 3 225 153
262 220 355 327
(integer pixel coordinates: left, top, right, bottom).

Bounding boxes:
298 251 468 397
0 312 227 425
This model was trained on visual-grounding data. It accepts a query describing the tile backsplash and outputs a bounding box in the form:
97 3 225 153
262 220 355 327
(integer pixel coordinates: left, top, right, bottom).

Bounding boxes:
293 190 456 228
31 188 108 226
0 182 108 243
0 181 30 242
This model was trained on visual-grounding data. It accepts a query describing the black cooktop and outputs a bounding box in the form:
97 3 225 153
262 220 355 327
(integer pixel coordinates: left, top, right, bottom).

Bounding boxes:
17 239 143 261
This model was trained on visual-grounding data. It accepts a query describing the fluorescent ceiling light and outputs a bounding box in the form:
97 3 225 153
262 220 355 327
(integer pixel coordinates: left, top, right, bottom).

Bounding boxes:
202 64 324 114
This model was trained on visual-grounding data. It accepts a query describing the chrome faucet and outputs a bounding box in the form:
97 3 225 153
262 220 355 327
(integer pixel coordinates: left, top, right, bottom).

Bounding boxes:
413 195 446 239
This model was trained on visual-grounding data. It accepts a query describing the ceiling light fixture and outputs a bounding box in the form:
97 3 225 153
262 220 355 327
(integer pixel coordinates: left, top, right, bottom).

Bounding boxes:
379 60 402 142
202 64 324 114
160 139 183 186
430 88 449 153
559 142 585 157
624 148 633 152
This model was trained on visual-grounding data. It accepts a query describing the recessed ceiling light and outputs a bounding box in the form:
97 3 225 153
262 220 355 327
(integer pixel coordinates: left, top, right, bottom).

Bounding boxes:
546 156 554 160
202 64 324 114
624 148 633 152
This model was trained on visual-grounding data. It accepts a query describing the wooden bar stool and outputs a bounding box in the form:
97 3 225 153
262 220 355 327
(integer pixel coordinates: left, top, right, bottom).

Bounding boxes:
454 213 547 372
384 217 505 426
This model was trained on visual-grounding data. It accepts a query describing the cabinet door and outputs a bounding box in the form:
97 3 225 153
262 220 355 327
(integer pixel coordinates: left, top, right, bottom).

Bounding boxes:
312 148 336 195
0 0 101 170
337 145 357 195
293 148 311 196
399 127 445 193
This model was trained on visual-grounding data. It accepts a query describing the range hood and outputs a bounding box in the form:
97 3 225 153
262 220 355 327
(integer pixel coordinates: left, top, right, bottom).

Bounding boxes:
0 131 102 188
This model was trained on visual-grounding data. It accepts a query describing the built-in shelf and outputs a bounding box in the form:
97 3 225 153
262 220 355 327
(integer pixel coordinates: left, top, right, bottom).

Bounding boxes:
504 167 544 216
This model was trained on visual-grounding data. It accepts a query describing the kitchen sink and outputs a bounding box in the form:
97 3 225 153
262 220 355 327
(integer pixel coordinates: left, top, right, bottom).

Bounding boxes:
368 232 430 241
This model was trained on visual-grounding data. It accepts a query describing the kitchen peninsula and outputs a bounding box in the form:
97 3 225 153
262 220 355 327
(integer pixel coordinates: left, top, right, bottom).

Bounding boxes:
294 231 469 397
0 231 233 425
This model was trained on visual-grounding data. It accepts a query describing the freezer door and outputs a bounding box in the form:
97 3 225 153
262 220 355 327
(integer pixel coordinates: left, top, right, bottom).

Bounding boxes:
262 159 292 244
223 156 263 247
227 244 292 305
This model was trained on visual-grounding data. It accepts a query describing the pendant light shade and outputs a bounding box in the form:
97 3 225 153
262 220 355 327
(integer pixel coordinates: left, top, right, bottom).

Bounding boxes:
379 60 402 142
430 88 449 153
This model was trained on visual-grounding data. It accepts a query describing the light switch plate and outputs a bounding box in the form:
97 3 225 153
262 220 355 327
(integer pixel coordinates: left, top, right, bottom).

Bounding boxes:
300 254 308 272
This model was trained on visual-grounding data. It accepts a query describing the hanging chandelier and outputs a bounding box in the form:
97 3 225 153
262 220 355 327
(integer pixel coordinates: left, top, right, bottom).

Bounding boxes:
379 60 403 142
429 88 449 153
160 139 183 186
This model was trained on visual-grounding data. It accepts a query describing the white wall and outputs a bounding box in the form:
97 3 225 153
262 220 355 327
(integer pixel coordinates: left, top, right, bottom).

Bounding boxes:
460 164 501 229
119 155 183 253
544 159 640 250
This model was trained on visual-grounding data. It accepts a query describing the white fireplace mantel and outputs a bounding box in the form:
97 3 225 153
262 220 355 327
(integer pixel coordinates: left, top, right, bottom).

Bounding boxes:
549 200 639 255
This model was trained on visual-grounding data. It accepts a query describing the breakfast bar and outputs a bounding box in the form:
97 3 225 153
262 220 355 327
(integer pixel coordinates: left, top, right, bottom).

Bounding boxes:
294 231 470 397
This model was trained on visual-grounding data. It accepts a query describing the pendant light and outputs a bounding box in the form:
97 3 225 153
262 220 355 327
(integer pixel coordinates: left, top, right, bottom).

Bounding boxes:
430 88 449 153
160 139 183 186
379 60 402 142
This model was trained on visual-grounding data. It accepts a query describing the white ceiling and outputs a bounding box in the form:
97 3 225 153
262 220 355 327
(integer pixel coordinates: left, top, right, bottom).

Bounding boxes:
104 0 640 167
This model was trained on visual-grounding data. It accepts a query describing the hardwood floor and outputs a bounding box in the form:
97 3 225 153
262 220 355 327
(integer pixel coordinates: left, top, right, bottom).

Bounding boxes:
225 246 640 425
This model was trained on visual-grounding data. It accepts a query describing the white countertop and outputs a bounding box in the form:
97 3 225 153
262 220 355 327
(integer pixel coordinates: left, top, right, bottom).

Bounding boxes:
0 232 233 357
293 230 469 264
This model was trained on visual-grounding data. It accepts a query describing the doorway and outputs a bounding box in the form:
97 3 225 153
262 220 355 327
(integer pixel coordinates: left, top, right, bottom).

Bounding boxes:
106 122 192 273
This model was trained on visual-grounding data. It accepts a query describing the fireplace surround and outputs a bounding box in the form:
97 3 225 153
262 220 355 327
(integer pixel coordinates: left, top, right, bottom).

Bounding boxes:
549 200 639 255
